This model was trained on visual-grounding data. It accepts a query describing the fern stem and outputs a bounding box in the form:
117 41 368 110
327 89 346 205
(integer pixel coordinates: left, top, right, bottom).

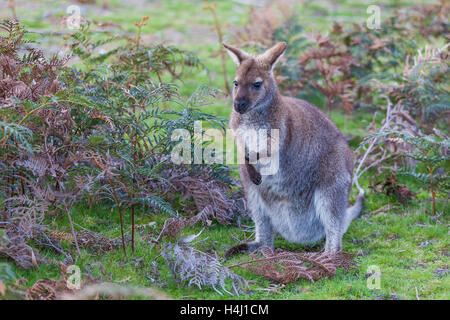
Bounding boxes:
10 170 15 197
109 180 127 256
131 205 135 252
206 3 230 95
428 166 436 216
64 203 82 257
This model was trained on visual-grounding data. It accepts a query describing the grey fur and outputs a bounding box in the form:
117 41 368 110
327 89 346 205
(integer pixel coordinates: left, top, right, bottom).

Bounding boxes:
224 42 364 254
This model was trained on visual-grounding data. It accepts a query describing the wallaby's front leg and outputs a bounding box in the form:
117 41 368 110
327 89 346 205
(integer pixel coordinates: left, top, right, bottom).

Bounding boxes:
245 152 261 185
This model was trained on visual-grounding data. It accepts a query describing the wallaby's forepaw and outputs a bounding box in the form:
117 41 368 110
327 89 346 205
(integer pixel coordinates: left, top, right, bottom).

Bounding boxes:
246 163 262 185
225 243 249 259
245 151 260 162
249 170 262 185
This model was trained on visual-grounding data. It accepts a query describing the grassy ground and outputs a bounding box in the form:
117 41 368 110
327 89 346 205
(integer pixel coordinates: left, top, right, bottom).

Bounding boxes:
1 0 448 300
6 161 449 300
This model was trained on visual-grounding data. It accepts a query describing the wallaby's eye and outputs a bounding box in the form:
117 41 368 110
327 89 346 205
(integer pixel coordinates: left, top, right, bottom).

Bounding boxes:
233 80 238 87
252 81 262 89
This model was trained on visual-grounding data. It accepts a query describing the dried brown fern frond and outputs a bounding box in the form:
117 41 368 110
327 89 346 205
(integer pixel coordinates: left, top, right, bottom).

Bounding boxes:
11 262 166 300
160 217 189 238
26 278 66 300
0 223 49 269
297 34 359 113
229 246 357 284
0 22 67 104
0 191 51 269
167 168 243 225
25 264 97 300
159 209 209 238
370 172 417 203
48 229 121 253
393 3 449 39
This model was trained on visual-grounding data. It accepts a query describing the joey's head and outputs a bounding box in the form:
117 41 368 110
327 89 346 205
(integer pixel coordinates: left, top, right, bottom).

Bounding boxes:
223 42 286 114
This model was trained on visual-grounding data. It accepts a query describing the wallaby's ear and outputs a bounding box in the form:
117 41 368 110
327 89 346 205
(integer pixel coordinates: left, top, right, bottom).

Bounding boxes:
259 42 287 70
223 43 250 66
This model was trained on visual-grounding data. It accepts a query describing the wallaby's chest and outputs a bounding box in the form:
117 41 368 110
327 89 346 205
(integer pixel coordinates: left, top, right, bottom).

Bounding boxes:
233 122 270 148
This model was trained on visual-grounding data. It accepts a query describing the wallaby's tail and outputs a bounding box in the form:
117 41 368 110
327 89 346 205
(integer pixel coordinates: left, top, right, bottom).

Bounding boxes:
343 191 364 233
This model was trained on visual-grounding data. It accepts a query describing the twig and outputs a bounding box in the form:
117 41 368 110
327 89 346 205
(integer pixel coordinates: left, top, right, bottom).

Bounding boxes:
229 251 303 269
108 179 127 256
354 95 394 195
63 202 81 257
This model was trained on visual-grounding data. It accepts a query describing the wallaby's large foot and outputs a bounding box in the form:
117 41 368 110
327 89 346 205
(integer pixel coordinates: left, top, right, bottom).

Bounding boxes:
323 247 342 255
225 243 248 259
225 241 271 258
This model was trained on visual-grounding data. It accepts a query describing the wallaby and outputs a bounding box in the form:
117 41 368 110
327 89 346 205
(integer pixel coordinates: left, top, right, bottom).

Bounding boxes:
223 42 364 256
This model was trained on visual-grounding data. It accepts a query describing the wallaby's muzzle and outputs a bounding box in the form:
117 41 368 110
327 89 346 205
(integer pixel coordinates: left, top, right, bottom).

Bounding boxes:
234 99 248 114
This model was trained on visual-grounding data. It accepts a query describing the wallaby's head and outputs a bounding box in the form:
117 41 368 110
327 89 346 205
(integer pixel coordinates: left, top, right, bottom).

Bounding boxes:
223 42 286 114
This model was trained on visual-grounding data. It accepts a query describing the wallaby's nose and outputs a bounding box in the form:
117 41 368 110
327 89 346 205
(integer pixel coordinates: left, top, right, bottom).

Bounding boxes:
234 99 248 113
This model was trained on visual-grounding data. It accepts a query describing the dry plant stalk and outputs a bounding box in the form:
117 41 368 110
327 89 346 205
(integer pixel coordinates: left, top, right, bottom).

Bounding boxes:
203 0 231 94
233 0 294 47
353 95 423 193
7 1 17 20
229 246 356 284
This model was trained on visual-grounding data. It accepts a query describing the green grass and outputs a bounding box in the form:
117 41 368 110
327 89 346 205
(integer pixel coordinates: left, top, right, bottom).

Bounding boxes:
5 191 449 300
4 109 449 300
1 0 448 300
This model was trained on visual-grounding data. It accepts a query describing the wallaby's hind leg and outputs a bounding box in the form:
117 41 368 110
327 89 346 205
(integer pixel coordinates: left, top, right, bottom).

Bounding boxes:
313 186 348 253
225 214 273 258
243 188 274 251
247 214 273 251
225 189 273 258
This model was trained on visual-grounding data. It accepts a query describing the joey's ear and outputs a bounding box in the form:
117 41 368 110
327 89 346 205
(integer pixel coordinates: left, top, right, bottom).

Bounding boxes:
222 43 250 66
259 42 287 70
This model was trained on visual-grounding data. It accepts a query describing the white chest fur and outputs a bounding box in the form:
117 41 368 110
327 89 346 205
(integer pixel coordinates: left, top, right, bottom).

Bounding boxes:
235 122 280 176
